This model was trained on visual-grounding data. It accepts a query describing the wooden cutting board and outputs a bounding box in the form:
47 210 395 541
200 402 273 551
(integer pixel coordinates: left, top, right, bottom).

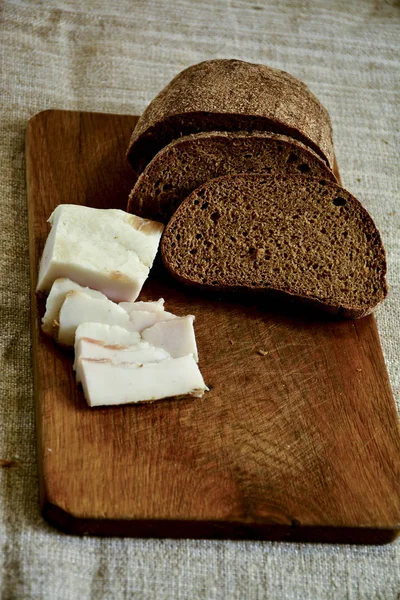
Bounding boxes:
26 110 400 543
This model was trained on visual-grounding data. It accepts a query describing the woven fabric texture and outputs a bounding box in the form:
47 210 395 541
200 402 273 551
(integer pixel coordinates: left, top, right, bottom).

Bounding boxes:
1 1 399 598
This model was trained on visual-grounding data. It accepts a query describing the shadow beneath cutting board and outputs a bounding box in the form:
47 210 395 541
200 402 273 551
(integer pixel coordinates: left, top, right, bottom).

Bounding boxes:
43 502 398 545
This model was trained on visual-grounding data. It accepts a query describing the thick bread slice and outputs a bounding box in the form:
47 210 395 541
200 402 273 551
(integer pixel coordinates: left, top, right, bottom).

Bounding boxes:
127 131 337 223
127 59 335 178
161 174 388 319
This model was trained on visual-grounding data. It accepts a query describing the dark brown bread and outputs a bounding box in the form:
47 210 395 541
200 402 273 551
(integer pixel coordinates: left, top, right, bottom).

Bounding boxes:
161 174 388 319
127 131 337 223
127 59 335 178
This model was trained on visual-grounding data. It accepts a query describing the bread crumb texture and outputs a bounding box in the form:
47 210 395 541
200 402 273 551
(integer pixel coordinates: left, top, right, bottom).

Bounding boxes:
161 173 387 317
128 131 336 223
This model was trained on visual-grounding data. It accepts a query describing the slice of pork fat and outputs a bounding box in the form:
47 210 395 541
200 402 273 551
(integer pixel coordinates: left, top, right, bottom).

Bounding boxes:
79 356 208 407
42 278 106 335
36 205 164 302
142 315 199 361
57 291 132 346
73 323 142 368
119 298 176 333
126 310 176 333
119 299 165 313
74 339 171 383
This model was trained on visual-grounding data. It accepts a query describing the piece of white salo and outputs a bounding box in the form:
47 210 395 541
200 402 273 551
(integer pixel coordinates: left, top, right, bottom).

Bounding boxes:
79 355 207 407
41 278 106 335
118 299 176 332
73 322 142 367
126 310 176 333
119 299 165 313
36 204 164 302
74 322 141 351
74 338 170 382
57 291 132 346
141 315 198 361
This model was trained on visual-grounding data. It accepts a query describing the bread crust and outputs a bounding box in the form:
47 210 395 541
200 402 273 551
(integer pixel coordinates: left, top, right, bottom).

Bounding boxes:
127 130 337 222
127 59 335 177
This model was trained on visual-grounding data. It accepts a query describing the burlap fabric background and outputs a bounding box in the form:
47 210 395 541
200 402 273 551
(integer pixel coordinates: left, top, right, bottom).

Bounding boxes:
1 1 399 598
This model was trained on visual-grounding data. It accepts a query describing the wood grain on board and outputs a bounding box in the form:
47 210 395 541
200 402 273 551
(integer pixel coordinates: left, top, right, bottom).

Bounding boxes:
26 110 400 543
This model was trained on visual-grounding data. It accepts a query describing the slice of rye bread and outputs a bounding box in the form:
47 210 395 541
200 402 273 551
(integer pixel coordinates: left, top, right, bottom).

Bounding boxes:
161 173 388 319
127 59 335 178
127 131 337 223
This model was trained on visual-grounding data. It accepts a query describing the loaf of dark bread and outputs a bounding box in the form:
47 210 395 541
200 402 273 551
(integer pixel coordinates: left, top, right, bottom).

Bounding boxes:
127 131 337 223
161 174 387 318
127 59 335 179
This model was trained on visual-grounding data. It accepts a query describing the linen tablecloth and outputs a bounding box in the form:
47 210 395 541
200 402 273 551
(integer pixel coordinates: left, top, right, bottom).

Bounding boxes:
1 1 399 598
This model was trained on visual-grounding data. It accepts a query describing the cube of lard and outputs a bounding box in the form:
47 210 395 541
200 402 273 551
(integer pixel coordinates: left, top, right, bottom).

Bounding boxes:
42 278 106 335
57 291 132 346
79 355 208 407
36 205 164 302
74 338 170 382
141 316 198 361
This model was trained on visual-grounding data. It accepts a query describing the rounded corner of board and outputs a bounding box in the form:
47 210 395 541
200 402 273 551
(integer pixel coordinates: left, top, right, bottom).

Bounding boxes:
27 109 55 128
41 497 85 536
